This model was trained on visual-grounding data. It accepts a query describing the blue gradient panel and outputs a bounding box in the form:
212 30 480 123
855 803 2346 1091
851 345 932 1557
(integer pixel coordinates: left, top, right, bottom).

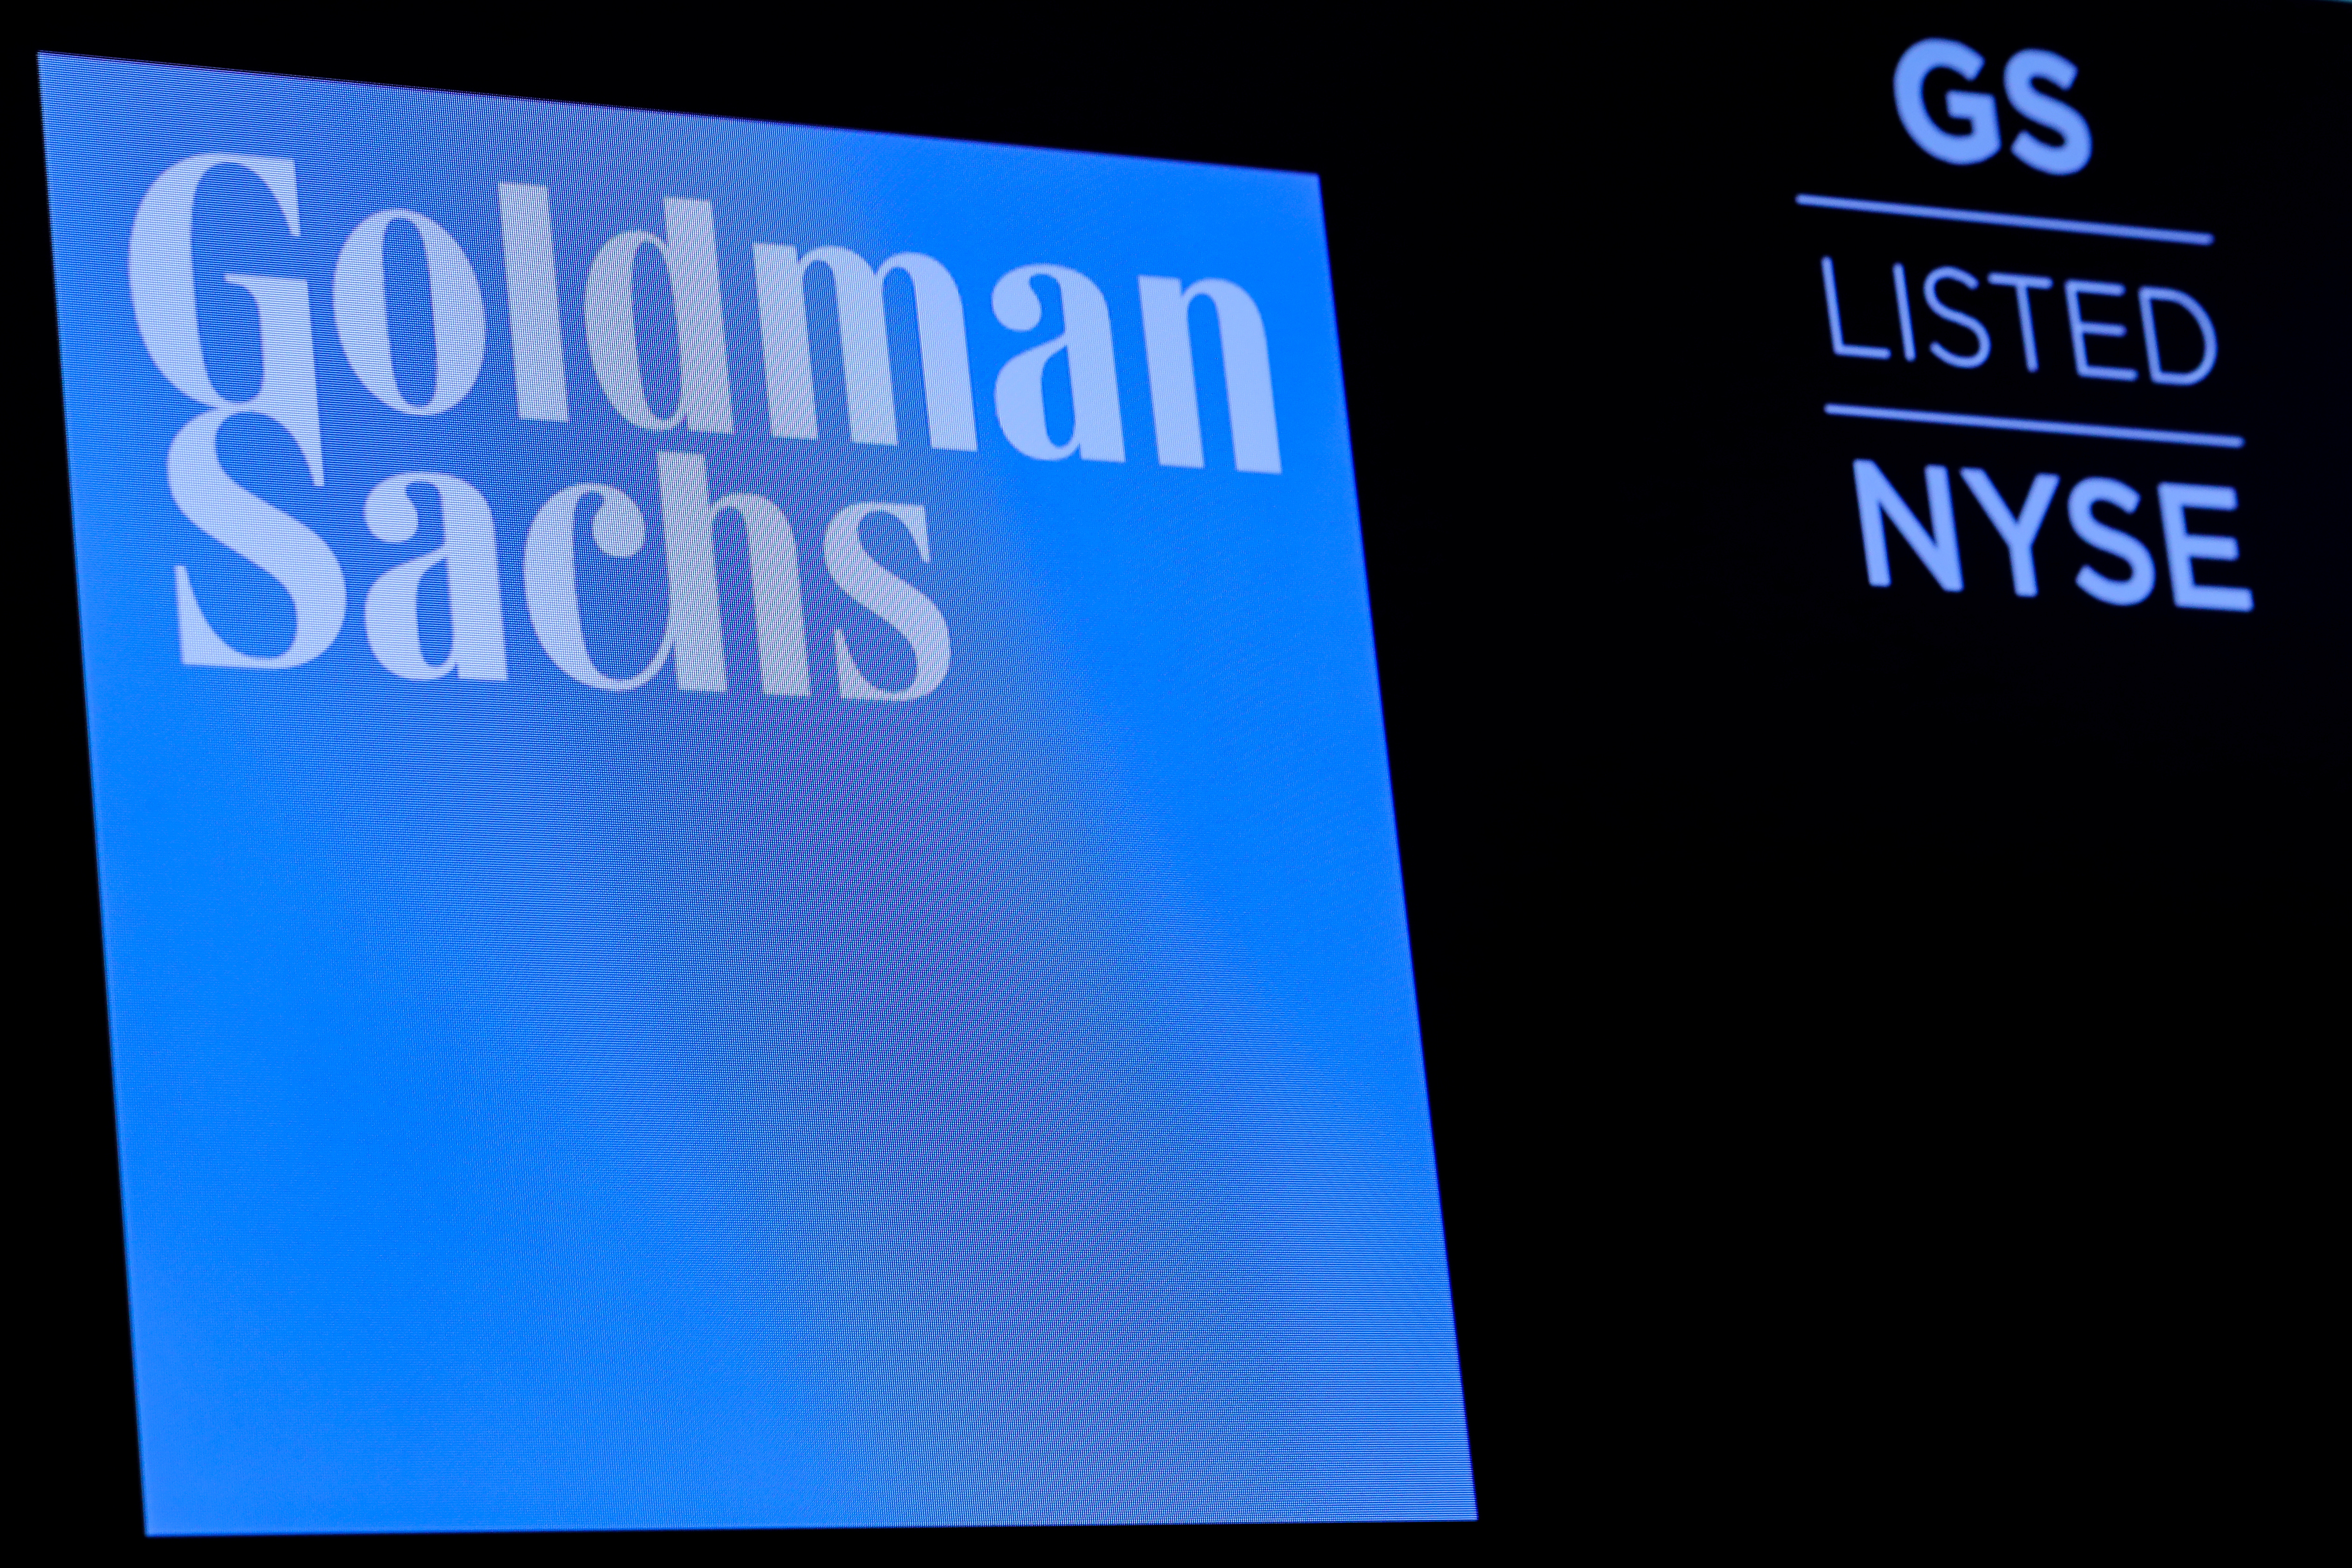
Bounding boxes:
41 54 1471 1533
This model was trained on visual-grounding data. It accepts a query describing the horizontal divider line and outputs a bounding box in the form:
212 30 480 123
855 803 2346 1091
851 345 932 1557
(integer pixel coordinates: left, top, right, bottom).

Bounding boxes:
1795 193 2214 246
1823 403 2245 449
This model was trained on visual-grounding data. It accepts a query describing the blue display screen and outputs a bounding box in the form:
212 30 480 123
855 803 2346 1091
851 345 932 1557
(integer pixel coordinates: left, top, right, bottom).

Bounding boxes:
39 53 1472 1533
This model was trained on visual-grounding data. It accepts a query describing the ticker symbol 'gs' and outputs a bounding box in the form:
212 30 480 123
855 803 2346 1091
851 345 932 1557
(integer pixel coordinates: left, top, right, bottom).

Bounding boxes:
1895 38 2092 175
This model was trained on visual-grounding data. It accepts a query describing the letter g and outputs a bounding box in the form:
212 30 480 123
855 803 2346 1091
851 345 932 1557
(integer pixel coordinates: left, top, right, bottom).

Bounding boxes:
129 153 345 669
1894 39 2002 166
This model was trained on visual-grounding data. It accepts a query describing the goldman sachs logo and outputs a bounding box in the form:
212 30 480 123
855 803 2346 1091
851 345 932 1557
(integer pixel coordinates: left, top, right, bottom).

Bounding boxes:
128 153 1284 701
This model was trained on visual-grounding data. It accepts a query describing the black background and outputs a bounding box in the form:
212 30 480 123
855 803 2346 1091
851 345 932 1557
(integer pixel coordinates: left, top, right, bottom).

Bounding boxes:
20 0 2346 1552
1604 3 2347 888
1585 5 2344 1547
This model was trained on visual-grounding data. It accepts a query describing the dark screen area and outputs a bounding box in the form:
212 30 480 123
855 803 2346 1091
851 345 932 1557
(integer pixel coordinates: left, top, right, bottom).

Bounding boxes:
1597 7 2346 901
1579 6 2343 1538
